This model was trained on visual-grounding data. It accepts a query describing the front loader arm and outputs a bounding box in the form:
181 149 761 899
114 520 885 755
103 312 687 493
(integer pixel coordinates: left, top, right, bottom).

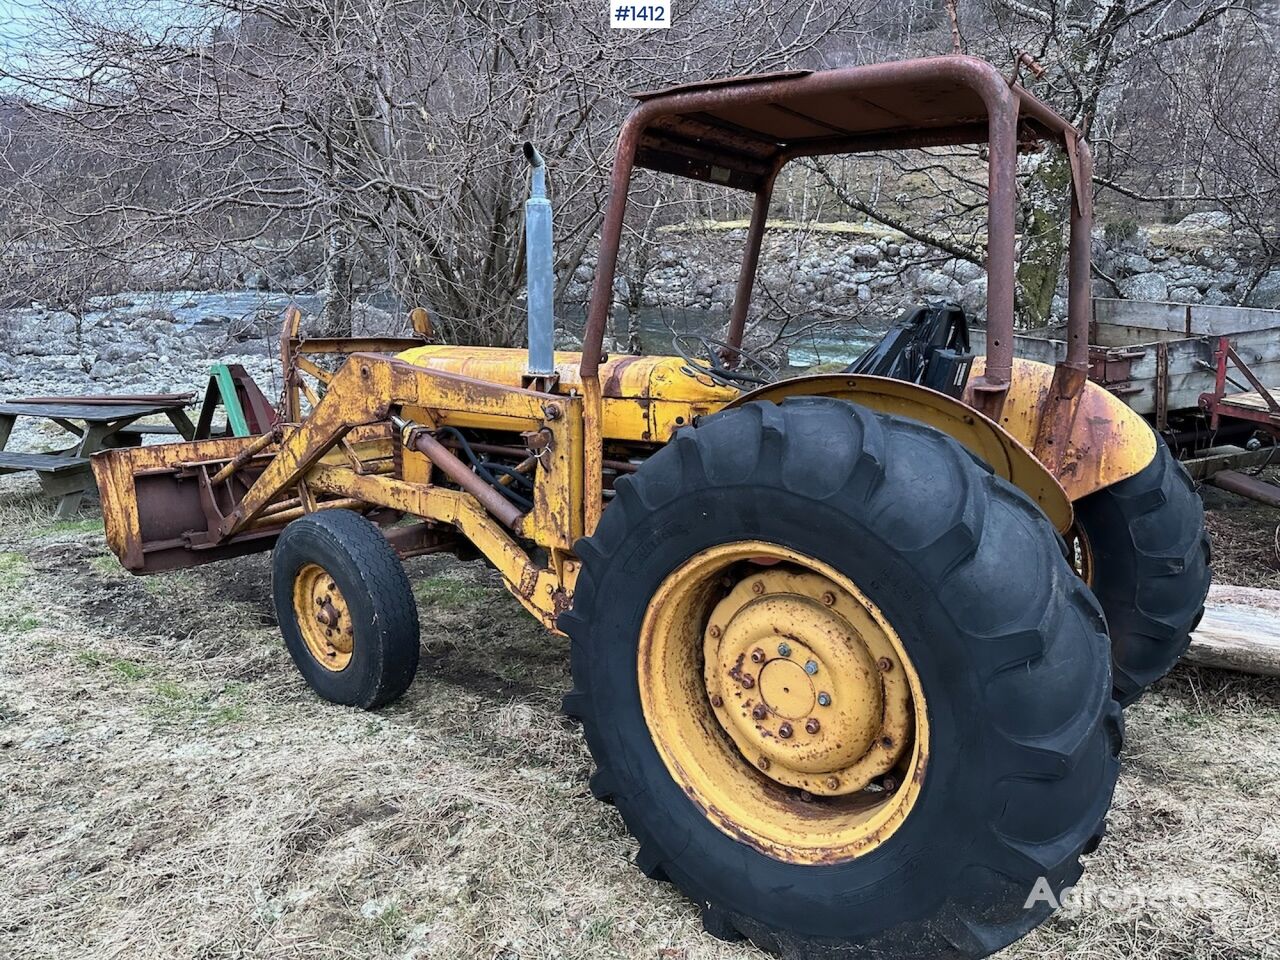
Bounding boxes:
224 354 585 553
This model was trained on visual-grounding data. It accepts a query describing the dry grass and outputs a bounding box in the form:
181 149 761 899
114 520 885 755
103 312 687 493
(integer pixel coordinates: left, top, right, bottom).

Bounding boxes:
1 474 1278 960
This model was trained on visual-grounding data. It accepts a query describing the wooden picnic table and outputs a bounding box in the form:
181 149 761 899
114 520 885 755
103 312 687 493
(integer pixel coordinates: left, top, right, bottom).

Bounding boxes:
0 396 196 517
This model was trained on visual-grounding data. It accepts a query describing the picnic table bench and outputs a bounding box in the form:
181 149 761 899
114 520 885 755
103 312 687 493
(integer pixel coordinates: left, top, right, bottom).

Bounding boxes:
0 395 196 517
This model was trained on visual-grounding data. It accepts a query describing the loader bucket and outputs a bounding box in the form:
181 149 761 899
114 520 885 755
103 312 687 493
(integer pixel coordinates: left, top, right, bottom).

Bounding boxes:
92 435 282 574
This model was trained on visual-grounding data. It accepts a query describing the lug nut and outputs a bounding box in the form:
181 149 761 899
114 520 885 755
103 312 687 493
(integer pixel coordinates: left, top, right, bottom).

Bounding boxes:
799 789 814 803
708 624 722 639
750 648 765 663
741 675 755 689
751 581 765 595
757 757 770 771
817 692 832 707
881 735 894 749
826 776 840 790
778 722 793 739
777 642 792 657
805 718 820 734
878 657 893 672
804 660 819 676
710 694 723 708
882 775 898 792
752 704 767 721
821 591 836 606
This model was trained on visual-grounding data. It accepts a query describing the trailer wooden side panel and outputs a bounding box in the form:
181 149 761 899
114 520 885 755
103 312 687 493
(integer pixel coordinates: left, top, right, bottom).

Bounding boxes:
988 299 1280 418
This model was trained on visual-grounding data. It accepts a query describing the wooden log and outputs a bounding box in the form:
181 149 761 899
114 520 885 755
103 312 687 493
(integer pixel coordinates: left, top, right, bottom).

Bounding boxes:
1183 585 1280 677
1208 469 1280 508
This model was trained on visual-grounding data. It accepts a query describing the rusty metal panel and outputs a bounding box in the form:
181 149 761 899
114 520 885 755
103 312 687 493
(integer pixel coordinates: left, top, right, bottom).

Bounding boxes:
965 357 1157 499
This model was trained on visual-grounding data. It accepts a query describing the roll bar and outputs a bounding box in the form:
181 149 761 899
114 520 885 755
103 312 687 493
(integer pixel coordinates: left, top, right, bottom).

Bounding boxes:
580 55 1094 406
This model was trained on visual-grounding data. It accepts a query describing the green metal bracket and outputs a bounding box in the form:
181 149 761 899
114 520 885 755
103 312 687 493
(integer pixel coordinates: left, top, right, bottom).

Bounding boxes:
195 363 253 439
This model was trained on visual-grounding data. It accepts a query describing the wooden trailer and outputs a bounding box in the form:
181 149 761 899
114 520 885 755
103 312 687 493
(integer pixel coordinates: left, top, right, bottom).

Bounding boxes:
999 298 1280 430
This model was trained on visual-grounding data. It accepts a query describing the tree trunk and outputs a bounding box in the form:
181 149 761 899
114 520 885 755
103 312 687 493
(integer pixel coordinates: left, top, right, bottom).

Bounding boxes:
319 221 354 338
1016 147 1073 327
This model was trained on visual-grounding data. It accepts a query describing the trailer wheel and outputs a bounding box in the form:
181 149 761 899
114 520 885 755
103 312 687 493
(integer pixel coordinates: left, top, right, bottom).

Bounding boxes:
1072 441 1211 706
272 509 419 708
561 398 1121 960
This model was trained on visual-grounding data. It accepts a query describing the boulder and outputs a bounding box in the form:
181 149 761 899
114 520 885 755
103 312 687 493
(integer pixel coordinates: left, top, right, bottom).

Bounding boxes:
1119 273 1169 303
1244 270 1280 310
1176 210 1232 231
939 258 983 284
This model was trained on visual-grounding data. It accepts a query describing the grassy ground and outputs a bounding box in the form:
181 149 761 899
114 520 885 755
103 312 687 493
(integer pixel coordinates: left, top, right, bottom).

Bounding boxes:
0 477 1277 960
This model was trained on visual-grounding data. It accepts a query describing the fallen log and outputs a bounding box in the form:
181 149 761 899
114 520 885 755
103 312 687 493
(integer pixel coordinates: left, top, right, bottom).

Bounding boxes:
1183 584 1280 677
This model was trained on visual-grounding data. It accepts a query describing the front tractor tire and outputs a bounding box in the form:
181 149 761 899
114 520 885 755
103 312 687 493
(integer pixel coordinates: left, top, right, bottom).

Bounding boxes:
1072 441 1212 706
272 509 420 709
561 398 1122 960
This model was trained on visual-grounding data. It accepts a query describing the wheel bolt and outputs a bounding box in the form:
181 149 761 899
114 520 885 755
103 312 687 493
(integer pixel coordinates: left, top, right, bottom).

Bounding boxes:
881 735 894 749
751 581 765 595
804 660 819 676
710 694 723 708
777 642 791 657
821 591 836 606
805 718 820 734
752 704 767 721
799 789 814 802
757 757 770 771
741 675 755 689
750 647 765 663
708 624 722 639
826 776 840 790
878 657 893 672
882 775 898 792
817 692 831 707
778 722 793 739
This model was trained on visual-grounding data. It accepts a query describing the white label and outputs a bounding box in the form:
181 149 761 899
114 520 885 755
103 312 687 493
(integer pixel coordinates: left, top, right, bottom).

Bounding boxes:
611 1 670 28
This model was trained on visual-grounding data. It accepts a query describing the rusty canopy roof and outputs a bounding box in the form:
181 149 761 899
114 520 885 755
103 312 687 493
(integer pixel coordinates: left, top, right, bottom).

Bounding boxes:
627 56 1078 191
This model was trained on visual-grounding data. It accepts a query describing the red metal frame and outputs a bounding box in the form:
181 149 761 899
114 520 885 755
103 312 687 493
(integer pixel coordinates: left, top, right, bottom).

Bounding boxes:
580 55 1095 420
1200 335 1280 436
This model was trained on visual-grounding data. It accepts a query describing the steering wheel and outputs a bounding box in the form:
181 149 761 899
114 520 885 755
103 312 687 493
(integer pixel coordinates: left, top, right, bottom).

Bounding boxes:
673 335 779 390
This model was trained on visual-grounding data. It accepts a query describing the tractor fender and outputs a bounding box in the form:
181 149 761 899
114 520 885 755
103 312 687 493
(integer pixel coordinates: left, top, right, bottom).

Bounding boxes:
727 373 1074 532
963 356 1157 502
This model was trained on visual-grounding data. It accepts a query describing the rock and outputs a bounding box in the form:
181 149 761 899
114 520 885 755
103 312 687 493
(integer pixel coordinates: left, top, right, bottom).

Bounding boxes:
959 276 988 316
944 258 984 284
1167 285 1203 304
553 327 582 350
1244 270 1280 309
849 244 882 265
1176 210 1232 231
919 271 961 298
90 361 120 381
1122 254 1154 275
1120 273 1169 303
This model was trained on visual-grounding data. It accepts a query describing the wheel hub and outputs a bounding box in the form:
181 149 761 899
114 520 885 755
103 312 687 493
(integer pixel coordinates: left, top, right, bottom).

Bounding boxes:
292 563 354 671
704 569 910 795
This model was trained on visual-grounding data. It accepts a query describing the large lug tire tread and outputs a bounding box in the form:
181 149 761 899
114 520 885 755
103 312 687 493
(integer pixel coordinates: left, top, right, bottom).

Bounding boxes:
1075 441 1212 706
560 398 1122 960
272 509 420 709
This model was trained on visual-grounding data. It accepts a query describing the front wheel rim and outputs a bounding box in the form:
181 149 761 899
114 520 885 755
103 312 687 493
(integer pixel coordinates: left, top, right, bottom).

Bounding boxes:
638 541 929 864
292 562 355 671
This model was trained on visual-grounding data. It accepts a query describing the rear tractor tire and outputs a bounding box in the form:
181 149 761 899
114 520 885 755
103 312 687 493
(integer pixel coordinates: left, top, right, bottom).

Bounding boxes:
1071 441 1212 706
562 397 1122 960
272 509 420 709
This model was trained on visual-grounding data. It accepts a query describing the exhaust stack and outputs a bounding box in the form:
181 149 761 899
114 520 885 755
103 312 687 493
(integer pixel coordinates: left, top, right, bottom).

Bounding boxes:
523 141 555 379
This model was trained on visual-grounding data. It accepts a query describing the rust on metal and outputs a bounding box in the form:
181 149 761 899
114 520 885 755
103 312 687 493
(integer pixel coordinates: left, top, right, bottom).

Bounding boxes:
583 55 1097 435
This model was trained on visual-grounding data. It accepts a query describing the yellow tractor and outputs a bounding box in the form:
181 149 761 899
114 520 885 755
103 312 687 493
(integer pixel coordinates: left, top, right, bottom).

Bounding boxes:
93 56 1210 960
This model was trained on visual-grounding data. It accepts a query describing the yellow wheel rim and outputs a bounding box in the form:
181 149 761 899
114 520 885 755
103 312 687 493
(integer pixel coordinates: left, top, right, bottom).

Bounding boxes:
638 541 928 864
292 563 354 671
